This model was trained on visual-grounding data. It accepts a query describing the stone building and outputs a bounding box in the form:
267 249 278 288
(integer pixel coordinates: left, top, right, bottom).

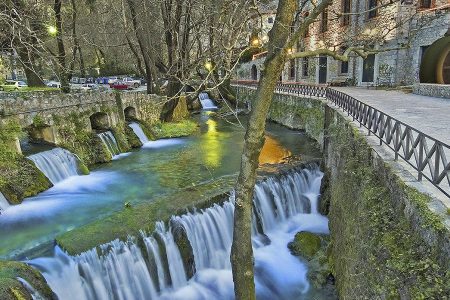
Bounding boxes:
237 0 450 87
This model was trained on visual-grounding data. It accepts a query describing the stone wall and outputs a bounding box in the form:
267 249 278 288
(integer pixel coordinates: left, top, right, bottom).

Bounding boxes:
234 85 450 298
413 83 450 99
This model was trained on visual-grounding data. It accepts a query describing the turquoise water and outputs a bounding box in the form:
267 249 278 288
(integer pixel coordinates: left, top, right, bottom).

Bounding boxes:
0 114 320 259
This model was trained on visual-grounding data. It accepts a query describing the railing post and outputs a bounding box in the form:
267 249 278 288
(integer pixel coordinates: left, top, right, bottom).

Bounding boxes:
434 144 440 183
418 135 424 181
395 123 399 161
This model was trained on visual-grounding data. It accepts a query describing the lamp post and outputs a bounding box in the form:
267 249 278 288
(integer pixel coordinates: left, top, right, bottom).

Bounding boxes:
47 25 58 37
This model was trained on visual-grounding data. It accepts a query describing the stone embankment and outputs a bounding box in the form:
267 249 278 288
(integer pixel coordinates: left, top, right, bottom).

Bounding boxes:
234 85 450 299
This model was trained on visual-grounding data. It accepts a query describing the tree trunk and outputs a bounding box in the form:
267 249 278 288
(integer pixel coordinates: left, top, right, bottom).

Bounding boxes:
16 48 45 87
126 0 154 94
230 0 296 299
54 0 69 92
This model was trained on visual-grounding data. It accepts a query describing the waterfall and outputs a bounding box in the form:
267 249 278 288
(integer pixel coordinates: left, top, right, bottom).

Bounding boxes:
198 92 217 110
0 192 10 212
129 122 149 144
143 222 188 290
97 131 121 157
29 166 327 300
27 148 80 184
17 277 45 300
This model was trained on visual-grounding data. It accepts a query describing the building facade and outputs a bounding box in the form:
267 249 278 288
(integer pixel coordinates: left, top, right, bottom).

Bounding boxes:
237 0 450 86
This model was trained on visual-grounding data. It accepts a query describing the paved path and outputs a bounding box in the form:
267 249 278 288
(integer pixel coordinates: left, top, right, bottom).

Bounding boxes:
333 87 450 145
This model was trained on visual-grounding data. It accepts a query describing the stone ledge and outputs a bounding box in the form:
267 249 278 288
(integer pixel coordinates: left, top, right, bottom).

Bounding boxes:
413 83 450 99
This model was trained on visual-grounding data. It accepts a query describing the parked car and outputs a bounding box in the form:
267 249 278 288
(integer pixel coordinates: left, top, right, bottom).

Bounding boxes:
80 83 99 91
110 81 131 90
79 78 87 84
0 80 28 91
122 77 141 88
46 81 61 88
96 77 109 84
70 77 79 84
108 76 120 84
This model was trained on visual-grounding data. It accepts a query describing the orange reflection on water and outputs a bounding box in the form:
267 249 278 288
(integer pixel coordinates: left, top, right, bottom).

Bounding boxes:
259 135 292 165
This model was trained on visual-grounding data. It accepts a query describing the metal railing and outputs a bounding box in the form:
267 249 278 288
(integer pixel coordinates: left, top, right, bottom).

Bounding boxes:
233 81 450 198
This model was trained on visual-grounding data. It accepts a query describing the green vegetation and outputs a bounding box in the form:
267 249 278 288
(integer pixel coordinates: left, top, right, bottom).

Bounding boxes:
17 87 59 93
152 119 199 139
0 120 51 204
54 112 112 166
327 118 450 299
56 175 237 254
288 231 322 259
0 260 54 300
289 233 334 291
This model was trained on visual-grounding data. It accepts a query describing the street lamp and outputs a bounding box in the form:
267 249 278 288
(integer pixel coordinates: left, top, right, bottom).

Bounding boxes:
204 61 213 72
251 37 261 47
47 25 58 36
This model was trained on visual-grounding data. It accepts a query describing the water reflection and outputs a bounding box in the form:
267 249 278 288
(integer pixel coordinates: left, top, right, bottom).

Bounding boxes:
260 135 292 165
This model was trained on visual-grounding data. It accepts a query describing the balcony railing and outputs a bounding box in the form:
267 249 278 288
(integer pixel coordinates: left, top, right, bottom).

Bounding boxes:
233 81 450 198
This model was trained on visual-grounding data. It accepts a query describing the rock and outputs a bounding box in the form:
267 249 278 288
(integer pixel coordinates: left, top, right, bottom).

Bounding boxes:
0 260 55 300
288 231 321 260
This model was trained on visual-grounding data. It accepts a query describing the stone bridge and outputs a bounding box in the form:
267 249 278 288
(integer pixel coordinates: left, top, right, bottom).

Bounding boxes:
0 91 166 151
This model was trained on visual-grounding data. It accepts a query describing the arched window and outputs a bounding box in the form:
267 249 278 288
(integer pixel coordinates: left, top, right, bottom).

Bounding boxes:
251 65 258 80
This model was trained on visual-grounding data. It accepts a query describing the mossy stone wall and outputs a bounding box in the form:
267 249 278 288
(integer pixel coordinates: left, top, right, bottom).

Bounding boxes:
234 85 450 299
325 110 450 299
233 86 325 145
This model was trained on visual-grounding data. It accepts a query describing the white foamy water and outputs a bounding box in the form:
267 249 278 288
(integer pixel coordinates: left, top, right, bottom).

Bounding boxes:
0 192 10 212
129 122 150 144
199 92 218 110
27 148 80 184
97 131 121 158
142 139 185 149
29 166 327 300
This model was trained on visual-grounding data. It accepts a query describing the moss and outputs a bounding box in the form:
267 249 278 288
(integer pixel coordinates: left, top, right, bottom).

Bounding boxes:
56 176 237 255
0 158 52 205
326 116 450 299
0 260 54 300
78 162 90 175
152 119 199 139
111 123 132 153
124 125 143 148
447 208 450 216
402 184 446 232
288 232 322 260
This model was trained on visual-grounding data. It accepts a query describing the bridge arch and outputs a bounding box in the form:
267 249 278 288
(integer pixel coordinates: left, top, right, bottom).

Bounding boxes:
124 106 137 121
89 112 110 131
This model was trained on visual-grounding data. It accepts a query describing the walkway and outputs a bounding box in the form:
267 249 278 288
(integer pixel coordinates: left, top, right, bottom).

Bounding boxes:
333 87 450 145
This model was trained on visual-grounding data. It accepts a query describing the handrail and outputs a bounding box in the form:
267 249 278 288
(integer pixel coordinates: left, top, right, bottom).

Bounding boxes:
233 81 450 198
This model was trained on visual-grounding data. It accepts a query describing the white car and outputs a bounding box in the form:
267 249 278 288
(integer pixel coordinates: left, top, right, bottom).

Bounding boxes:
122 77 141 88
108 76 119 84
80 83 99 91
46 81 61 88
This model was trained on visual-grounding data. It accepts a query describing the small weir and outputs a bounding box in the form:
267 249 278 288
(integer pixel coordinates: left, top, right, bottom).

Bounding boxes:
129 122 150 144
27 148 80 184
29 166 328 300
97 131 121 157
199 92 218 110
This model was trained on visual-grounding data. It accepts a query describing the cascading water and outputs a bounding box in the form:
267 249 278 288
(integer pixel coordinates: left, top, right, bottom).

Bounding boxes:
16 277 45 300
29 166 329 300
129 122 149 144
97 131 121 157
198 92 218 110
0 192 10 212
27 148 80 184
